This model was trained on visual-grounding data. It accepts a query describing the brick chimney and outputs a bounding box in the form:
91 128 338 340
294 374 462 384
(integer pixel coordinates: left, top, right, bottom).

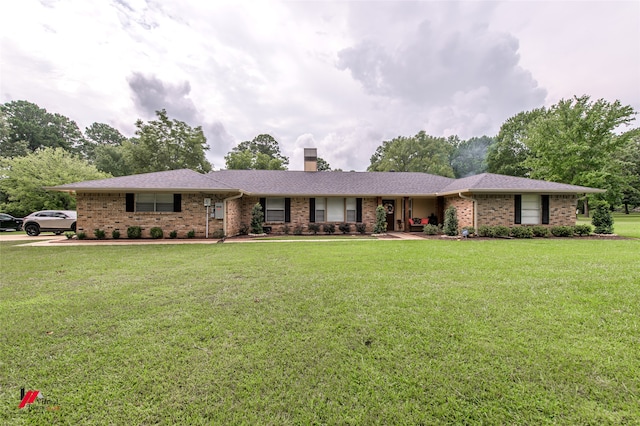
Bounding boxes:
304 148 317 172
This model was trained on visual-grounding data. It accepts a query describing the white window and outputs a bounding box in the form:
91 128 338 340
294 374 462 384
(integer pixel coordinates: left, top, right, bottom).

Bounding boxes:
327 197 344 222
315 197 325 222
521 194 540 225
136 193 174 212
266 198 285 222
346 198 357 222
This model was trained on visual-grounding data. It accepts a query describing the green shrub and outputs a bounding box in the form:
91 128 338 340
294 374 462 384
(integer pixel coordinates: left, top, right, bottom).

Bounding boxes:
511 226 534 239
127 226 142 239
94 229 106 240
551 226 574 237
112 229 120 239
423 224 440 235
64 231 75 239
355 223 367 234
187 229 196 238
323 223 336 234
169 230 178 239
250 203 264 234
339 223 351 234
373 205 387 234
282 224 290 235
77 232 87 240
150 227 163 239
308 223 320 235
293 224 304 235
531 226 550 238
573 224 592 236
494 226 511 238
477 225 495 238
592 202 614 234
443 206 459 236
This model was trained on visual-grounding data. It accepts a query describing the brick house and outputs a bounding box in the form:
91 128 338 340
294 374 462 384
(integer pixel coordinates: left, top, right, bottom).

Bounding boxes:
50 151 603 238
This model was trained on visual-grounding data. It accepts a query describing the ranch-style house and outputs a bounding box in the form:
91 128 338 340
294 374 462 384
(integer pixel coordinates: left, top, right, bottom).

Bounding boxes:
51 149 604 238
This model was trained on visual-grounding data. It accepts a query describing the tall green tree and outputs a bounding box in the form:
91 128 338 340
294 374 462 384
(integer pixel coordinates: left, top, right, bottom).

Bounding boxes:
368 131 455 177
0 100 86 157
524 96 636 205
0 147 110 217
486 108 546 177
317 157 331 171
126 109 212 174
616 129 640 213
224 134 289 170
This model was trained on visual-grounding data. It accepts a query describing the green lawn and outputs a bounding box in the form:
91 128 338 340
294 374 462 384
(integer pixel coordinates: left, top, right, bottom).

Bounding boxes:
577 212 640 238
1 239 639 424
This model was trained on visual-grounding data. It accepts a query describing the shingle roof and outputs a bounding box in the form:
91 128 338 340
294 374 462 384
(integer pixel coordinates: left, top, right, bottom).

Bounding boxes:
208 170 455 196
437 173 604 195
50 169 604 195
50 169 236 192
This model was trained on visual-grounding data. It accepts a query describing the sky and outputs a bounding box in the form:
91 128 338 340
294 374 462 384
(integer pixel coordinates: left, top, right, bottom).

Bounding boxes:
1 0 639 171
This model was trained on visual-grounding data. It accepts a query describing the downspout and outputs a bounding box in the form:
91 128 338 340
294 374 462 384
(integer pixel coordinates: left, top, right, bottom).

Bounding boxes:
458 193 477 231
222 192 245 237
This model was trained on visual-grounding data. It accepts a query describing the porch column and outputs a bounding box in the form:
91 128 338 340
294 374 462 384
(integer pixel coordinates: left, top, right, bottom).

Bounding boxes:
403 197 410 232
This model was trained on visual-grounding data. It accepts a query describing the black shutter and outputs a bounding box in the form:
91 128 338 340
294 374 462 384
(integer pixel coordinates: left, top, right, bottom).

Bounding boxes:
173 194 182 212
285 198 291 223
514 195 522 224
309 198 316 222
356 198 363 222
541 195 550 224
259 198 266 221
126 193 135 212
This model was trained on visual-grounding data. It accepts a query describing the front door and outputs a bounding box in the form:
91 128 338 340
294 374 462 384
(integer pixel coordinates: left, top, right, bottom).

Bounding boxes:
383 200 395 231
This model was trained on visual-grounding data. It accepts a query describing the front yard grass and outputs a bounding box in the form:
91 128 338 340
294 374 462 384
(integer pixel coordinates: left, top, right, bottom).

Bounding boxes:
1 239 639 424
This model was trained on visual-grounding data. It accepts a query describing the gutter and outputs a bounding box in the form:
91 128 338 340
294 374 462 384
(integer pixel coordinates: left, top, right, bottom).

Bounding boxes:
222 192 245 237
458 192 477 231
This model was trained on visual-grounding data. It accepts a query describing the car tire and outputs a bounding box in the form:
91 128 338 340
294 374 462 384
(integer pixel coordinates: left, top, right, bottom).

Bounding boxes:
25 223 40 236
71 222 76 232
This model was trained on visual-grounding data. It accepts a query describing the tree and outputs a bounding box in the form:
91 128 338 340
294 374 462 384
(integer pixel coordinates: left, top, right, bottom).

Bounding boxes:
486 108 546 177
317 157 331 171
0 147 110 217
250 203 264 234
126 109 212 174
94 144 132 177
591 201 614 234
443 205 459 236
450 136 495 178
615 129 640 213
83 122 127 161
524 96 636 205
373 205 387 234
224 134 289 170
368 131 455 177
0 100 86 157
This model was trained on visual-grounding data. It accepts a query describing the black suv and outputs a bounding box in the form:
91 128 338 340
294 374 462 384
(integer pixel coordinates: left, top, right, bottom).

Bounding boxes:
22 210 77 236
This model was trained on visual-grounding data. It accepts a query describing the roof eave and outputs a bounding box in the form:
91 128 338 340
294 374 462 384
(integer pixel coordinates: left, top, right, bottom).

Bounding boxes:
437 188 606 196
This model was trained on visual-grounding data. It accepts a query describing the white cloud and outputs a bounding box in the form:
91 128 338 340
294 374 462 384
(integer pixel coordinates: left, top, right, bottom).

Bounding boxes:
1 0 638 171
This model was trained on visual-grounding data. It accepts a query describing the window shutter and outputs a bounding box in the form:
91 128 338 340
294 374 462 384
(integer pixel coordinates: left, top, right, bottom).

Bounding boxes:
356 198 363 222
173 194 182 212
126 193 134 212
309 198 316 222
541 195 550 224
285 198 291 223
259 198 266 218
514 195 522 224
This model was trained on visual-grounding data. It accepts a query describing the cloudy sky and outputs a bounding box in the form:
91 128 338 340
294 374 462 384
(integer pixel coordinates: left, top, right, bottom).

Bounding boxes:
2 0 639 171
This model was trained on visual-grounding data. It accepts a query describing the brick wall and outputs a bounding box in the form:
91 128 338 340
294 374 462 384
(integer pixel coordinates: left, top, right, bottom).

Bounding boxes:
76 192 235 238
475 193 578 227
235 197 379 235
443 196 474 230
